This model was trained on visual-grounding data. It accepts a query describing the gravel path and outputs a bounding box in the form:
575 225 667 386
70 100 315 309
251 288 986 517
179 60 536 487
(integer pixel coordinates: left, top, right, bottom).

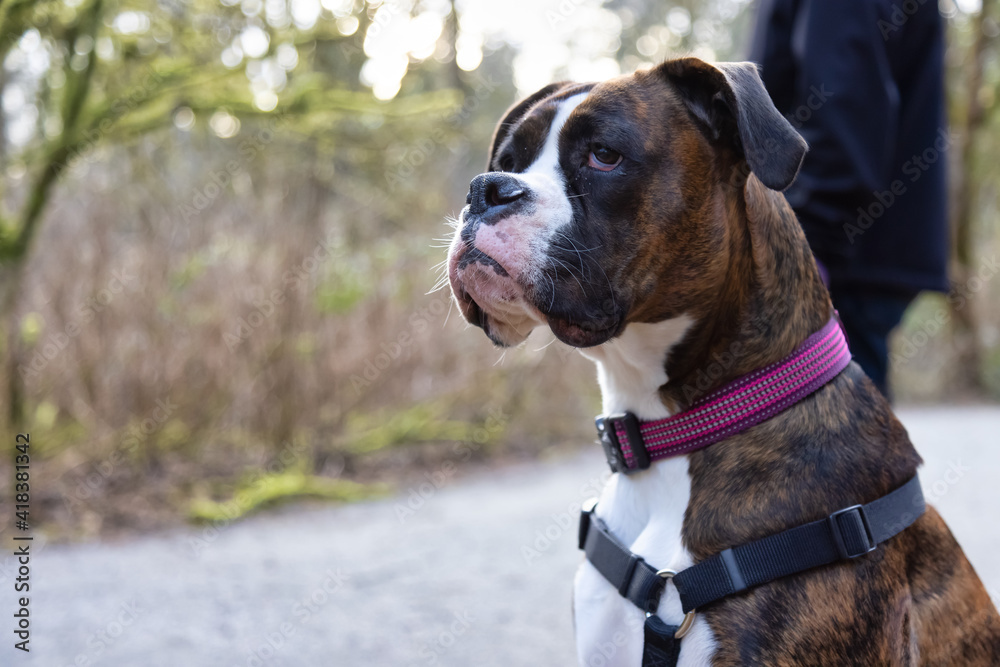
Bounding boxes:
3 407 999 667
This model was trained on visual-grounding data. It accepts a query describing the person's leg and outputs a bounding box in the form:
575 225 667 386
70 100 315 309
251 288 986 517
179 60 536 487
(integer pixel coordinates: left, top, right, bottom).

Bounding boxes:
828 287 917 399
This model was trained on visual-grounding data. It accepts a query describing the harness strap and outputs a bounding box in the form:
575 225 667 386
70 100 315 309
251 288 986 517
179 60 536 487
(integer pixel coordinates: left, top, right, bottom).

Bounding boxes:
579 504 667 613
579 474 925 616
673 476 925 612
643 616 682 666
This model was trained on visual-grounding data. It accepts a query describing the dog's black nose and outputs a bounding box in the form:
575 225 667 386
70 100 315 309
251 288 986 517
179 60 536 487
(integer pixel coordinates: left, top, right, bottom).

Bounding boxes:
466 173 528 221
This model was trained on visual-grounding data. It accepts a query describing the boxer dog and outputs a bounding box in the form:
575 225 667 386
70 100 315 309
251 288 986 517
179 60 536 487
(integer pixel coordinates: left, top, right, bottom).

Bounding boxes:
445 58 1000 666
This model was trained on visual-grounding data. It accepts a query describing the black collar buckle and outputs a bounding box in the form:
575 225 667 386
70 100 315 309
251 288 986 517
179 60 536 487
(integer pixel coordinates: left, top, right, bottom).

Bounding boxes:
595 412 649 474
828 504 877 559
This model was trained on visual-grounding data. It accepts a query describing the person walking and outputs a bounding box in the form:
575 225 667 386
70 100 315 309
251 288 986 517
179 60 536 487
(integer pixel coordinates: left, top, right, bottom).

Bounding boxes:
749 0 950 398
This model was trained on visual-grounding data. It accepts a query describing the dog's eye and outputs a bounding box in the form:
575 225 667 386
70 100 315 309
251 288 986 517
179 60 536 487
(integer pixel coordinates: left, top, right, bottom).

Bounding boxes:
588 144 622 171
498 155 514 172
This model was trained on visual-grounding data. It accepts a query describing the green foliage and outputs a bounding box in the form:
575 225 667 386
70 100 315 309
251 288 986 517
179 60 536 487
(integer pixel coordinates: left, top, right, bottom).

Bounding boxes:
19 311 43 345
188 472 387 523
984 346 1000 398
314 270 368 314
339 402 504 455
170 253 208 290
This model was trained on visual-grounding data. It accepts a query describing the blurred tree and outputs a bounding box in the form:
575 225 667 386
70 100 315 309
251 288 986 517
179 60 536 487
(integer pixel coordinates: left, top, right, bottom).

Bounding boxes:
950 0 999 391
0 0 459 429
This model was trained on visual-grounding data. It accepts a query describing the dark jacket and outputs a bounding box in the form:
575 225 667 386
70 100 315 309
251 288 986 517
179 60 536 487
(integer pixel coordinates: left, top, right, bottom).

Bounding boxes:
749 0 949 293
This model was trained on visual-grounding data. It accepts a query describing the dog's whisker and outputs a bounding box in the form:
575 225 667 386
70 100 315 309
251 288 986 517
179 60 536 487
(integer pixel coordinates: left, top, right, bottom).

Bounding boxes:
554 232 617 316
442 297 455 327
561 234 599 284
547 256 589 296
532 336 558 352
427 279 450 295
551 243 601 253
554 232 602 253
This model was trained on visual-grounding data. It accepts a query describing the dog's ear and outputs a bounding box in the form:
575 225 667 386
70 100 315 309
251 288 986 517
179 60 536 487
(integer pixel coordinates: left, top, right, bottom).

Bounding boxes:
659 58 807 191
487 82 575 171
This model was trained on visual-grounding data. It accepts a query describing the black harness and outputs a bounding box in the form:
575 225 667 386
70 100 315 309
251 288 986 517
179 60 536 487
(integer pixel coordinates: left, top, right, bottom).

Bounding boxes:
578 475 925 665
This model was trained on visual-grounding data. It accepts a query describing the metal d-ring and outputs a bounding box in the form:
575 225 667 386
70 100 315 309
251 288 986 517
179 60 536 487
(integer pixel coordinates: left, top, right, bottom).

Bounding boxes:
654 568 696 639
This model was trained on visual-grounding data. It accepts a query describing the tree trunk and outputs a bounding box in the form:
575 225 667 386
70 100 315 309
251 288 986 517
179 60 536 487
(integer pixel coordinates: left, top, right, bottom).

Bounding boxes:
0 265 26 429
445 0 471 98
950 1 996 392
0 0 103 429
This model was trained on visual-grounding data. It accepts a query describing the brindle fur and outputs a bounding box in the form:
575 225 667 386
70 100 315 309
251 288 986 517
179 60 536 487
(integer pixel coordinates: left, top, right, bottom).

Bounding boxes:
471 58 1000 665
682 176 1000 665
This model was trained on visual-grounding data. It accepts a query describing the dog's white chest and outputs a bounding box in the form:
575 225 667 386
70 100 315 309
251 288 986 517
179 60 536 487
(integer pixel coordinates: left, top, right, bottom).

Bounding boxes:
572 460 717 667
575 318 717 666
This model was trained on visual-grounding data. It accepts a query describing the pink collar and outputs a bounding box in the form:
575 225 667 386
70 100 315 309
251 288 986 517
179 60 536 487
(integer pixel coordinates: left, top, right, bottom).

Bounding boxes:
596 317 852 473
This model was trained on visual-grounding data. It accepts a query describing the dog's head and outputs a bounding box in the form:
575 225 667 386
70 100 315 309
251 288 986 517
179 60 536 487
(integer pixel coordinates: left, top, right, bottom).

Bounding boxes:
446 58 806 348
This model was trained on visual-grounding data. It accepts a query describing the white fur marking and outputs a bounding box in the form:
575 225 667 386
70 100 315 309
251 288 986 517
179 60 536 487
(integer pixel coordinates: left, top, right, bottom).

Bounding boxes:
474 93 588 286
580 317 695 420
527 93 586 178
575 316 719 666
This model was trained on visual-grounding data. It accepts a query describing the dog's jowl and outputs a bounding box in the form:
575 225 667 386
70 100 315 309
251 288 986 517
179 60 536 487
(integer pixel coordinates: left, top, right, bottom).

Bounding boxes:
445 58 1000 666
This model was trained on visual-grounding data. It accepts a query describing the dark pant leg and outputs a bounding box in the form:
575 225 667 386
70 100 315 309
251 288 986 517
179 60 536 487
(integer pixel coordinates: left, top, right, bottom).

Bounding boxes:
828 287 917 399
